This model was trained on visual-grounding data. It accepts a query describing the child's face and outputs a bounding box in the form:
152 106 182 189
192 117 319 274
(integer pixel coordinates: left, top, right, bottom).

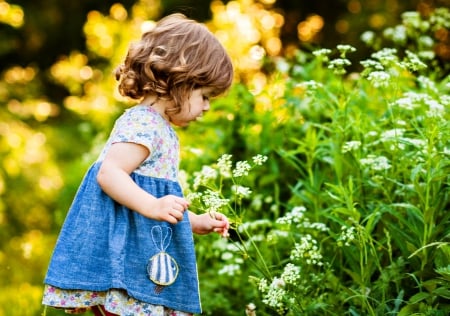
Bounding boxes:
169 87 213 127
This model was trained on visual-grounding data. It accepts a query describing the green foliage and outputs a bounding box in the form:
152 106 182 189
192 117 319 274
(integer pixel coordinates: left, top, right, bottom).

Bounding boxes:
187 8 450 316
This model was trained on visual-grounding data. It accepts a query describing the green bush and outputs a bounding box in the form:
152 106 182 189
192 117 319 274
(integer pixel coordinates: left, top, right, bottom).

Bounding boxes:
187 8 450 316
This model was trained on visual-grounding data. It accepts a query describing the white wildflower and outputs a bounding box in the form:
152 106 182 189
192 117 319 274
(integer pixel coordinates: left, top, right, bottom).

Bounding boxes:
342 140 362 153
403 138 426 148
258 278 269 292
371 48 398 65
218 264 241 276
271 277 285 289
393 95 418 110
383 25 407 45
262 287 286 314
217 154 232 178
186 192 202 203
280 263 301 284
233 160 252 177
267 229 290 242
193 165 218 188
381 128 405 141
366 71 391 88
298 80 323 90
418 50 435 60
401 50 427 72
338 226 356 246
328 58 352 75
277 206 306 225
298 80 323 96
337 44 356 57
360 59 384 71
425 99 445 118
359 155 391 171
418 35 434 48
221 252 234 261
301 221 329 232
417 76 438 93
392 92 429 110
201 190 229 212
238 219 272 233
290 234 323 266
402 11 421 29
313 48 332 61
440 95 450 107
252 154 268 166
232 185 252 198
361 31 375 45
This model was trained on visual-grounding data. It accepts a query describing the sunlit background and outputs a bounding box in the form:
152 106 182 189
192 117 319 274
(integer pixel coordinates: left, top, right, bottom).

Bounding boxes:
0 0 449 315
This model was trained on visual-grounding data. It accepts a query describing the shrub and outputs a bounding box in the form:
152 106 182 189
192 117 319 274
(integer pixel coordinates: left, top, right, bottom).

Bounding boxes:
187 7 450 316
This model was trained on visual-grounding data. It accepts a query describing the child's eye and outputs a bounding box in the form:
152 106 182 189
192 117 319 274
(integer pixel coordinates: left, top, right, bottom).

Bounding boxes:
203 95 210 101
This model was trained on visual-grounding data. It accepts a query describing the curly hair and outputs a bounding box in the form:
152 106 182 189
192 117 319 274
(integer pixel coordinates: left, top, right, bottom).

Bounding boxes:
115 13 234 114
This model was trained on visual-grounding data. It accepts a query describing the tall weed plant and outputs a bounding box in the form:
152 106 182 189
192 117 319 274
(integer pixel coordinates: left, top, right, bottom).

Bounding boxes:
186 8 450 316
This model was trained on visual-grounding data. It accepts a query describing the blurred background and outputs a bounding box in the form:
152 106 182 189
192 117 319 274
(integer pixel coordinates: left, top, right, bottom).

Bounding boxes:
0 0 449 315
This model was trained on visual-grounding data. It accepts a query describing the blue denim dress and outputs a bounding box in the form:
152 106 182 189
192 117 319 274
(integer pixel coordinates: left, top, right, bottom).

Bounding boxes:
44 105 201 314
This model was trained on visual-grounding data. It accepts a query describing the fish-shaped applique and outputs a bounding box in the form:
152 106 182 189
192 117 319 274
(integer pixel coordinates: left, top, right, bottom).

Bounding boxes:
147 226 179 293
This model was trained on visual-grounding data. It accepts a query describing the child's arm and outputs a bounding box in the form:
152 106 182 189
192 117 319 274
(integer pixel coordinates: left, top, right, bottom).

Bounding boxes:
97 142 189 224
188 211 230 237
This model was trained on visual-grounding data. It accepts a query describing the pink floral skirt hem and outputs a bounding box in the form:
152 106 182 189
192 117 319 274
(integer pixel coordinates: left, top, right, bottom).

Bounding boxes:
42 285 193 316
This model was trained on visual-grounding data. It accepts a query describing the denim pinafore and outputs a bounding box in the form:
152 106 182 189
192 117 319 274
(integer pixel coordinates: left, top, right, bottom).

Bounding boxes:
43 105 201 314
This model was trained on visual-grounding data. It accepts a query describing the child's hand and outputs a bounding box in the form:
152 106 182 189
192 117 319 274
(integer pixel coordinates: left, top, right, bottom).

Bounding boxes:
150 195 189 224
189 212 230 237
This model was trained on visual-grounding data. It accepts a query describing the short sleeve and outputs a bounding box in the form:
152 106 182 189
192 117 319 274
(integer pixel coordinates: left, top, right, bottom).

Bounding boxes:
97 105 179 179
109 106 162 156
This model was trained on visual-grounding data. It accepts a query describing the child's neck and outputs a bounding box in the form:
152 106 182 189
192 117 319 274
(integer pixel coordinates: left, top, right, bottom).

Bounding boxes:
141 94 171 122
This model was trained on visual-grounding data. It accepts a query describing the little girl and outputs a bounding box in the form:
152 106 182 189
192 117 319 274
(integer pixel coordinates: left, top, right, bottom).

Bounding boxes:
42 13 233 316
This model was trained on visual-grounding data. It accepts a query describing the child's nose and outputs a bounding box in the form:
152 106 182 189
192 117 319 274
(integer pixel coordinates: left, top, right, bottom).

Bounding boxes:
203 100 210 111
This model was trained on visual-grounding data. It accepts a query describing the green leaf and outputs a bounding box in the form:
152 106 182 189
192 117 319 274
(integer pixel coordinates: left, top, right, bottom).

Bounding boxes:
433 286 450 299
409 291 431 304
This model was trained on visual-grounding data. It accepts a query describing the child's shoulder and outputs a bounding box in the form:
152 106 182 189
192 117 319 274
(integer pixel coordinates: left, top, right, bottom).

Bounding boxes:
119 104 160 121
124 104 154 115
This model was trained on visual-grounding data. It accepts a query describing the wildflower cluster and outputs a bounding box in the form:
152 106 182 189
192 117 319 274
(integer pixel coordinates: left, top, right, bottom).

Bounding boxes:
280 263 301 284
290 234 324 266
217 154 232 177
277 206 329 232
402 50 427 72
393 91 448 122
360 48 398 87
337 226 357 247
312 45 356 76
359 154 392 172
186 153 268 221
328 58 351 76
217 242 244 276
192 8 449 315
312 48 332 62
361 48 428 86
193 166 218 189
258 278 287 315
296 80 323 97
276 206 305 225
252 154 268 166
341 140 362 154
361 8 450 77
200 190 229 213
366 70 391 88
